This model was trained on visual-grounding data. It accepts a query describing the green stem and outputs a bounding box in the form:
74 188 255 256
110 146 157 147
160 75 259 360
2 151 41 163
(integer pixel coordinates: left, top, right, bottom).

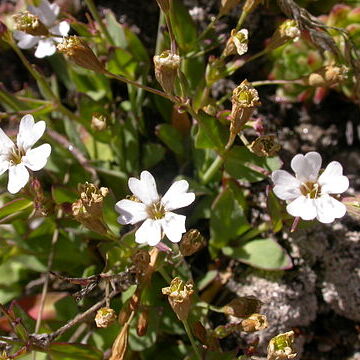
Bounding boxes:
201 154 224 185
84 0 115 45
252 79 304 87
236 10 248 31
158 266 172 284
198 14 221 41
104 70 176 102
182 319 202 360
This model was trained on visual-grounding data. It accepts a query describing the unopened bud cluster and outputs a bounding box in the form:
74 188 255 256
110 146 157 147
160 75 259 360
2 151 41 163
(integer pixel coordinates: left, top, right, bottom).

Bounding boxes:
267 331 297 360
95 307 117 328
162 277 194 321
13 11 49 36
153 50 181 94
306 65 348 87
57 36 105 73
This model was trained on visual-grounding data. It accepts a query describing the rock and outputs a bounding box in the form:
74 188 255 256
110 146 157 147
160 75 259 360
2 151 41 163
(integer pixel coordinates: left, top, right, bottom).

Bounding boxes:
227 266 317 357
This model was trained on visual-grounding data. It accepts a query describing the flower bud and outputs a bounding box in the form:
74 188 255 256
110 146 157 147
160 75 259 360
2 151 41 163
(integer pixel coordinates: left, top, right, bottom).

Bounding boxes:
95 307 117 328
230 80 261 135
0 21 11 43
220 0 242 16
305 65 348 87
57 36 105 73
266 20 301 51
249 135 281 157
153 50 180 94
13 11 49 36
212 323 243 339
110 322 130 360
342 195 360 220
91 112 107 131
243 0 262 15
155 0 170 13
72 182 109 235
180 229 206 256
162 277 194 321
221 296 262 318
136 309 149 336
241 313 268 332
223 29 248 57
267 331 297 360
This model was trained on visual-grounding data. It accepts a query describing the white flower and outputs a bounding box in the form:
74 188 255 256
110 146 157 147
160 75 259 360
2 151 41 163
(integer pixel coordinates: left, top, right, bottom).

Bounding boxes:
272 152 349 224
0 114 51 194
232 28 248 56
115 171 195 246
13 0 70 58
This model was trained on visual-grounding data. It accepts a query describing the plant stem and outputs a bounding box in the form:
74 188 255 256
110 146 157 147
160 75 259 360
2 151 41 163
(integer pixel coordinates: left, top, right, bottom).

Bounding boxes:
201 154 224 185
252 79 304 87
32 205 63 360
182 319 202 360
84 0 115 45
104 70 176 102
158 266 172 284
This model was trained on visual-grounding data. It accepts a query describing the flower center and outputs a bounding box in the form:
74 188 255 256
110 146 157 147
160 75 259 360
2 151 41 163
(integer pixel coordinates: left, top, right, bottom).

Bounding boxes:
147 201 166 220
300 181 321 199
8 147 25 165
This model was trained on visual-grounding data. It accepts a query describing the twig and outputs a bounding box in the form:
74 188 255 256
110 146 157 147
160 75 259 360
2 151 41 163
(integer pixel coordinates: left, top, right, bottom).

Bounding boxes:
46 129 98 182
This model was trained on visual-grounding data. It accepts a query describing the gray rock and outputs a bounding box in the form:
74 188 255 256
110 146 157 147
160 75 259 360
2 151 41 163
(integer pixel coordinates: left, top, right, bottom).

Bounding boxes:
227 266 317 357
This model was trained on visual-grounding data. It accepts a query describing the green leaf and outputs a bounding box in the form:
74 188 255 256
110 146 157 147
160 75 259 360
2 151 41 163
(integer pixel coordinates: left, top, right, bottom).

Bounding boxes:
210 186 251 253
156 124 184 156
224 146 281 182
194 111 228 150
169 0 197 52
47 343 103 360
51 186 77 205
0 198 33 221
223 238 292 270
267 189 283 233
142 143 166 168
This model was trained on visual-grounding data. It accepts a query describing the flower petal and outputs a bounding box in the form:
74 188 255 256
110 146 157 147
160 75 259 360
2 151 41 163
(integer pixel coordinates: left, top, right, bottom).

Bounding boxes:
161 180 195 211
135 219 162 246
17 115 46 151
286 195 317 220
128 171 159 206
291 152 322 182
161 212 186 243
272 170 301 201
0 128 14 154
35 39 56 58
7 164 29 194
50 21 70 40
0 157 10 176
29 0 59 27
22 143 51 171
13 31 39 49
318 161 349 194
315 194 347 223
114 199 148 225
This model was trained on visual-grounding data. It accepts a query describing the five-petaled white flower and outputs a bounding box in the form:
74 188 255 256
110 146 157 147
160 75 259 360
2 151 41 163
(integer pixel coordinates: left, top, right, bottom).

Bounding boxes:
0 114 51 194
115 171 195 246
272 152 349 223
14 0 70 58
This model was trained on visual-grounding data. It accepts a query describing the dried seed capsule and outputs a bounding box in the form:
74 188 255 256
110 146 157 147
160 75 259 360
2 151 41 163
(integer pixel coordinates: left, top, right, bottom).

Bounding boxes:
95 307 117 328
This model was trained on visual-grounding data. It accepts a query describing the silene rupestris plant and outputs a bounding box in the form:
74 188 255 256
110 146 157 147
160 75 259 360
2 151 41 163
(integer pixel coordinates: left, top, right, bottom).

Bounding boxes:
0 0 358 359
